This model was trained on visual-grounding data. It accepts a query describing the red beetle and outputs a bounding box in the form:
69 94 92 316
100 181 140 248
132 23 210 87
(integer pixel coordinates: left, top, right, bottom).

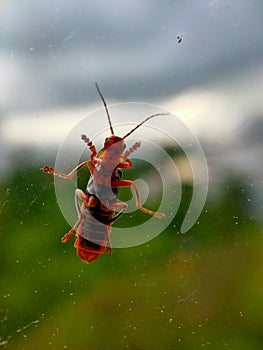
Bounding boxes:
42 83 166 263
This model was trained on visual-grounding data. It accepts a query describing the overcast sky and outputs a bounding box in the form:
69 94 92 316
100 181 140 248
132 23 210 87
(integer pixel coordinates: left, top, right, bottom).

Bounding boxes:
1 0 263 114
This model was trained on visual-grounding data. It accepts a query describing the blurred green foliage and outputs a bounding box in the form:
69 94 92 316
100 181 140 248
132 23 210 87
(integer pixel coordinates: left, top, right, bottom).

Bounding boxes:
0 166 263 349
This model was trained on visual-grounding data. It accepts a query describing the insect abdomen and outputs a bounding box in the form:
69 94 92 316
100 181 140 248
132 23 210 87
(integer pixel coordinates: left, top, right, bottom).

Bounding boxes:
74 199 113 263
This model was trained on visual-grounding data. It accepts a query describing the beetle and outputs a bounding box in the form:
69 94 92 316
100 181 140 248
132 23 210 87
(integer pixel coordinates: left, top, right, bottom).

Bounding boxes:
42 83 167 263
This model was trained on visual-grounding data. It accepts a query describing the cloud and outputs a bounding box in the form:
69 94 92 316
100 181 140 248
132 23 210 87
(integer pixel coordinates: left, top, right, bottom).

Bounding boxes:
1 1 263 114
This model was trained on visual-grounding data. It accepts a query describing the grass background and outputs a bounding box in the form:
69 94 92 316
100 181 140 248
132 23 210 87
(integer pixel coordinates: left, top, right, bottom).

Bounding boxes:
0 163 263 349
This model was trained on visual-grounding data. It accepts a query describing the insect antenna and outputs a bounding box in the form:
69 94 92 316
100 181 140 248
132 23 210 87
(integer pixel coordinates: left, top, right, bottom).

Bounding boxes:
95 82 114 135
123 113 169 139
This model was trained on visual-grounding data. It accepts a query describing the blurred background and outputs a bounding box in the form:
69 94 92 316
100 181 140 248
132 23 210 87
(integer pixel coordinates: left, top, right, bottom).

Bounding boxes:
1 0 263 349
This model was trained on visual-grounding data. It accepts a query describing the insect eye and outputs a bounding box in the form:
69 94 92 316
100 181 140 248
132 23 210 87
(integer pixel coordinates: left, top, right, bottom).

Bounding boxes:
105 137 109 142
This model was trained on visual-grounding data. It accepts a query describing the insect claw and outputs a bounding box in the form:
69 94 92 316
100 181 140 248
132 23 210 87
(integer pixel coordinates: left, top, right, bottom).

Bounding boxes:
41 165 53 173
81 134 90 143
61 229 76 243
154 212 166 218
106 246 112 255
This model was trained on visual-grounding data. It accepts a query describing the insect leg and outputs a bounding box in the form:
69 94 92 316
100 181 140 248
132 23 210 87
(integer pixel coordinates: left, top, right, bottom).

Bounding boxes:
111 180 165 218
75 189 89 217
118 159 132 169
106 235 112 256
41 161 93 179
106 208 126 224
108 202 128 211
118 142 141 168
123 142 141 160
62 190 89 243
61 219 82 243
61 228 76 243
81 134 97 160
